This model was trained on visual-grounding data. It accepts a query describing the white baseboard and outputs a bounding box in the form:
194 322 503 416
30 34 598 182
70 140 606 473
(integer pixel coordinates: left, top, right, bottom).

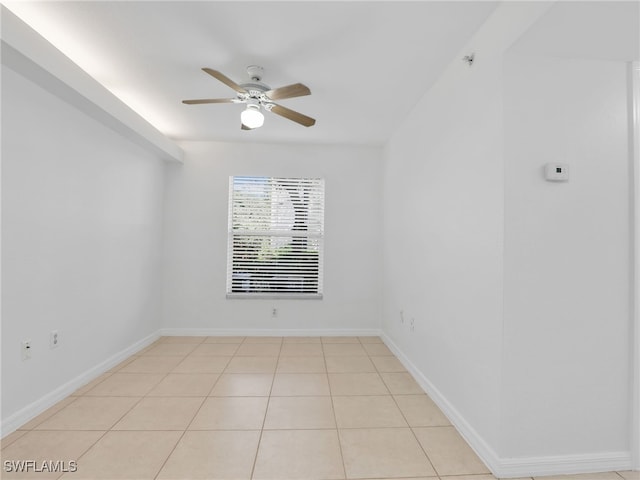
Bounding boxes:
159 328 382 337
380 333 504 473
380 333 632 478
496 451 632 478
0 331 159 437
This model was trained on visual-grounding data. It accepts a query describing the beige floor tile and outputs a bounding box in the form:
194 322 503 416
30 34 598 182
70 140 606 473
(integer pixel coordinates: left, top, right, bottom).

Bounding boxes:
210 373 274 396
171 355 231 373
71 373 113 396
235 343 282 356
440 476 532 480
1 431 104 479
0 430 27 449
326 355 376 373
264 396 336 429
61 431 180 479
339 427 436 479
225 356 278 373
189 397 268 430
117 355 183 373
243 336 283 344
19 397 77 429
440 476 499 480
204 336 246 343
253 429 345 479
157 430 260 480
35 397 139 430
333 395 407 428
538 475 626 480
135 340 163 355
141 343 197 356
394 394 450 426
280 343 324 356
146 373 218 396
159 336 206 344
106 356 137 373
323 343 367 356
321 336 360 344
380 372 424 394
277 356 327 373
618 472 640 480
271 373 330 396
362 343 394 356
283 336 321 343
328 373 389 395
413 426 490 476
191 343 240 356
358 336 384 344
113 397 204 430
371 355 407 373
84 373 164 396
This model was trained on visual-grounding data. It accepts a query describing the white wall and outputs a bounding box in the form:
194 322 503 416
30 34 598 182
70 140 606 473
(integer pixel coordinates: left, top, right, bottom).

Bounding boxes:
381 1 634 476
502 55 631 458
381 3 552 460
1 64 166 429
161 141 383 333
633 61 640 472
382 43 505 453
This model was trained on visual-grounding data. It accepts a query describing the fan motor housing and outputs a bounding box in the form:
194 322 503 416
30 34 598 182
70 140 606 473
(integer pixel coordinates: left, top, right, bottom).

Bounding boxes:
241 82 270 94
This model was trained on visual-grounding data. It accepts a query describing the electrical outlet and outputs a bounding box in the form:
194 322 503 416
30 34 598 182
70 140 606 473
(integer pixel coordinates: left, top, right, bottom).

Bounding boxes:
271 307 278 318
50 330 59 349
22 340 32 360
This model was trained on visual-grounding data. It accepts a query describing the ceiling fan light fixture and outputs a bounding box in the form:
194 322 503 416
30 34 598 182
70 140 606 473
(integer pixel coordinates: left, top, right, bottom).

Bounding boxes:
183 66 315 129
241 104 264 129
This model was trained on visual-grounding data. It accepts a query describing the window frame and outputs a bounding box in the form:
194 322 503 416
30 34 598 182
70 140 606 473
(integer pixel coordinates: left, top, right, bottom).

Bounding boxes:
226 175 325 300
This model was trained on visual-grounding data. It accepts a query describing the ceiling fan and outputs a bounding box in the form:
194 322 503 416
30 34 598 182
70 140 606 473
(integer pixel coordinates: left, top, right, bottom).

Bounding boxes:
182 65 316 130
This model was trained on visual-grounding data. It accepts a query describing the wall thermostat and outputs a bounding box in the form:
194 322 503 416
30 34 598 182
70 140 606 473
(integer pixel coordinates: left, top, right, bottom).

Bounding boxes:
544 163 569 182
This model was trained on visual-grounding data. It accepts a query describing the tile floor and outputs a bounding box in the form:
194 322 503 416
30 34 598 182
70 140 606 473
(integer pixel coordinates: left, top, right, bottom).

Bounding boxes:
0 335 637 480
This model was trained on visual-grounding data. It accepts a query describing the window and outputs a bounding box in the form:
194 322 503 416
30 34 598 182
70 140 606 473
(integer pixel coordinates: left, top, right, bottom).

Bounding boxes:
227 176 325 298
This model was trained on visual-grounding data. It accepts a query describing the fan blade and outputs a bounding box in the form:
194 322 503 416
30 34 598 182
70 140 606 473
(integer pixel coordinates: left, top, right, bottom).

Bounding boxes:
265 83 311 101
202 68 247 94
270 104 316 127
182 98 235 105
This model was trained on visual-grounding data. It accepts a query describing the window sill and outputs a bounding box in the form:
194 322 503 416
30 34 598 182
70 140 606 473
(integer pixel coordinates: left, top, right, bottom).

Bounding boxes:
226 293 323 300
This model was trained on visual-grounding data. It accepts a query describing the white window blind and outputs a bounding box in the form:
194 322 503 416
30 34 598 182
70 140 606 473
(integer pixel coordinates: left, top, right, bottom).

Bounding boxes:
227 176 325 298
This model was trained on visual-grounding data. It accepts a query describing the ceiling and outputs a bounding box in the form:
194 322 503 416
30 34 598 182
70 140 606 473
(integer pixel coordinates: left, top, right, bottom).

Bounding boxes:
509 1 639 62
4 1 499 146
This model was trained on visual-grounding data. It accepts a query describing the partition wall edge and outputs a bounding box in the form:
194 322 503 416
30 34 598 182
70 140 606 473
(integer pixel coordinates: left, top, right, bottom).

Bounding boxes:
631 60 640 471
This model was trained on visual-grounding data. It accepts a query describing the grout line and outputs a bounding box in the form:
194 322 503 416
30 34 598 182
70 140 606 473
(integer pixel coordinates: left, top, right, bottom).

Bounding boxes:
151 429 186 480
55 428 111 480
71 371 114 395
248 338 282 479
137 338 200 479
388 387 440 478
322 340 349 480
151 338 213 479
